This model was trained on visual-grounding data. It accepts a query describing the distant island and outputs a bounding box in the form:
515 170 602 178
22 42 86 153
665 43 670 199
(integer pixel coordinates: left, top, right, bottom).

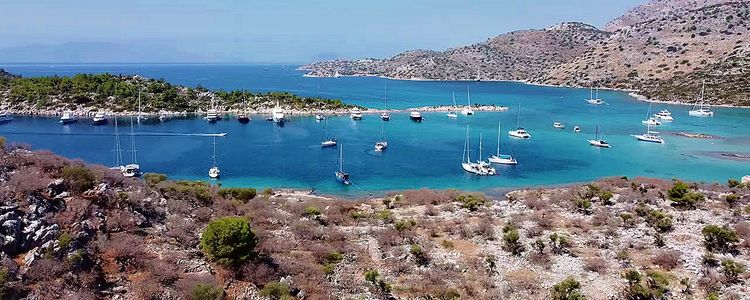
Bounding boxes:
300 0 750 106
0 69 359 117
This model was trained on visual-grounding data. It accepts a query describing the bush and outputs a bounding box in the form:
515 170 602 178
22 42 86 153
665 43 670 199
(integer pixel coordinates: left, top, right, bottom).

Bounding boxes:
667 181 703 209
702 225 739 253
218 187 256 202
259 282 292 300
725 193 740 207
502 224 524 255
456 193 487 211
622 269 670 300
646 210 673 233
721 259 746 283
551 277 587 300
728 178 741 188
200 217 257 266
61 165 95 193
143 173 167 186
651 250 681 270
303 206 322 218
189 283 224 300
394 219 416 231
550 232 572 255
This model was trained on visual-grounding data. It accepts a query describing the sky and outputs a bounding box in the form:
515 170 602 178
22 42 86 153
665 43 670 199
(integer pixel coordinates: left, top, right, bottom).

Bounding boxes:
0 0 647 63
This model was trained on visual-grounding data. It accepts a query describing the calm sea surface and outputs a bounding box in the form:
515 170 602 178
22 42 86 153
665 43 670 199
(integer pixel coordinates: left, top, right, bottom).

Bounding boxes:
1 64 748 197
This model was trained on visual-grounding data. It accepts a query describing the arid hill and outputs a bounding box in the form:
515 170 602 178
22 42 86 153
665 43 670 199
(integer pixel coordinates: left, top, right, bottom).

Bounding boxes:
0 142 748 299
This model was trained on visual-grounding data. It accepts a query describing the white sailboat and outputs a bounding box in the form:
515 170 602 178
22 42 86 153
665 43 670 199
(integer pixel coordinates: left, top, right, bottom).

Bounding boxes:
320 118 337 147
335 144 351 185
375 121 388 151
136 89 147 122
272 101 285 123
641 103 662 126
461 86 474 115
632 124 665 144
508 105 531 139
122 117 141 177
488 122 518 165
688 81 714 117
380 81 390 121
588 124 611 148
461 127 495 176
447 92 458 119
110 117 125 172
586 86 604 105
208 136 220 179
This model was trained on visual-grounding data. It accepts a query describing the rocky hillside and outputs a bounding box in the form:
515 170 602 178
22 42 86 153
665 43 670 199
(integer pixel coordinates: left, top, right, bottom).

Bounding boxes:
603 0 736 32
1 142 749 299
300 22 610 81
539 1 750 105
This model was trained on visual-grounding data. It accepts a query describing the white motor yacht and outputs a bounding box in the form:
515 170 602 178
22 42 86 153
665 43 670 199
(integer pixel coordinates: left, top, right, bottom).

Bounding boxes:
409 111 423 121
92 112 107 125
59 112 78 124
350 108 363 120
553 122 565 129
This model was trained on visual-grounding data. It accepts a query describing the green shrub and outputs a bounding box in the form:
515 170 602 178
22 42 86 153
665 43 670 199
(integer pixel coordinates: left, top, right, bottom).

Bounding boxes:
375 210 393 223
456 193 487 211
550 232 572 255
667 181 703 209
259 282 292 300
0 136 6 150
599 190 614 205
502 224 524 255
200 217 256 266
620 213 634 227
721 259 746 283
441 240 454 249
646 210 673 233
363 270 391 293
57 232 73 250
551 277 587 300
61 165 95 193
217 187 256 202
143 173 167 186
165 180 213 204
350 211 365 221
364 270 380 283
728 178 741 188
303 206 322 218
725 193 740 207
394 219 416 231
189 283 224 300
622 269 670 300
573 198 592 214
707 292 719 300
702 225 739 253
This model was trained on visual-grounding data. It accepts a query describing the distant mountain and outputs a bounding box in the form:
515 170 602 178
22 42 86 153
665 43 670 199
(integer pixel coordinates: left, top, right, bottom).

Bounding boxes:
300 22 610 81
302 0 750 105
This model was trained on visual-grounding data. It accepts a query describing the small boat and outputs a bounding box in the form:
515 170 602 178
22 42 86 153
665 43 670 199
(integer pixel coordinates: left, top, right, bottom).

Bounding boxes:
335 144 351 185
136 89 147 122
272 102 285 124
461 86 475 115
122 117 141 177
688 81 714 117
0 112 13 123
488 122 517 165
320 119 337 147
59 112 78 124
375 122 388 151
461 127 496 176
315 114 326 121
588 124 611 148
380 82 390 121
350 108 363 120
553 122 565 129
409 111 423 121
585 86 605 105
632 124 665 144
447 92 459 118
158 111 169 122
508 105 530 139
237 97 250 123
654 109 673 121
573 125 581 133
92 112 107 125
208 136 220 179
206 109 219 123
641 103 662 126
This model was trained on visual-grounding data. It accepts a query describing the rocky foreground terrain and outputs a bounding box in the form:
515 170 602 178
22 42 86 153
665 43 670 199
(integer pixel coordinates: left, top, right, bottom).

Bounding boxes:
301 0 750 106
0 140 749 299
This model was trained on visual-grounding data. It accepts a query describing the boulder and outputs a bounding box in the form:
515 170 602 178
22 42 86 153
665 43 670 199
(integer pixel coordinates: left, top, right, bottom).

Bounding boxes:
46 178 66 197
742 175 750 184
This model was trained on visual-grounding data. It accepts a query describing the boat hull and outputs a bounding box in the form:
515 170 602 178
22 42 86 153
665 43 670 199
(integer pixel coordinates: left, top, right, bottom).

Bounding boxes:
321 141 337 147
59 119 78 124
689 110 714 117
488 155 517 165
588 140 611 148
238 117 250 124
633 135 664 144
335 171 350 185
93 118 108 125
508 131 530 139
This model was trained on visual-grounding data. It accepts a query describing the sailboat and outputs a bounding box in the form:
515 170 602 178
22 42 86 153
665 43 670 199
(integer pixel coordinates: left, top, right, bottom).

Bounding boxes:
632 124 665 144
320 118 337 147
585 86 604 105
461 86 474 115
375 121 388 151
136 89 147 122
237 96 250 123
335 144 351 185
588 124 611 148
508 105 531 139
122 117 142 177
461 127 495 176
447 92 458 119
688 81 714 117
208 136 220 179
476 133 497 175
110 117 125 172
380 82 390 121
488 122 518 165
641 103 662 126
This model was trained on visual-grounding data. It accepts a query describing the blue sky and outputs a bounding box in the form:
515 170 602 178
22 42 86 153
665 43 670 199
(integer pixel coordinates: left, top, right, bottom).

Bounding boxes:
0 0 646 63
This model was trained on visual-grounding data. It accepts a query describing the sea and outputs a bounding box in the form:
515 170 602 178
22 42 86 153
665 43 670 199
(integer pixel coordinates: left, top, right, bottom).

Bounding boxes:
1 64 748 197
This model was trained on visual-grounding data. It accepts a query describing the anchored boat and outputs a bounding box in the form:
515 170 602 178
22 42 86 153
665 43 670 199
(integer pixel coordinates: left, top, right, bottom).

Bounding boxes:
488 122 517 165
588 124 611 148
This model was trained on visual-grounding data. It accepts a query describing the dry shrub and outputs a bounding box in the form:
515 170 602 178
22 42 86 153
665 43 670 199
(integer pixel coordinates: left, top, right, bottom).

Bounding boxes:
134 280 164 300
55 196 92 228
165 218 199 246
241 258 282 285
528 252 552 269
734 221 750 240
567 218 591 233
475 216 496 240
7 167 49 195
424 204 437 216
402 189 453 206
524 196 548 210
103 233 146 272
531 210 557 230
583 257 608 274
25 258 68 282
526 225 544 238
651 250 681 270
194 207 213 223
290 219 325 241
504 269 541 294
175 273 222 300
698 269 723 293
106 210 139 232
591 209 612 227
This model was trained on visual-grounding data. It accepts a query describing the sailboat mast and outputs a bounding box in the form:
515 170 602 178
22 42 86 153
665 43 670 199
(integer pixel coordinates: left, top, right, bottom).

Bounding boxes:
467 86 471 106
114 117 123 166
339 144 344 172
129 117 137 164
212 136 217 167
384 81 388 110
479 133 484 161
496 122 501 156
700 81 706 109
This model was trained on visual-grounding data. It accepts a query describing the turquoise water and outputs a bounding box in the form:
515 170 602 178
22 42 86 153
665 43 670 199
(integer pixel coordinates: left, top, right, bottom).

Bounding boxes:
1 64 748 197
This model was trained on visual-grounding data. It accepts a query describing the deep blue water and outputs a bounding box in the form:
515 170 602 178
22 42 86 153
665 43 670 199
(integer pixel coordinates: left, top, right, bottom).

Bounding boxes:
1 64 749 197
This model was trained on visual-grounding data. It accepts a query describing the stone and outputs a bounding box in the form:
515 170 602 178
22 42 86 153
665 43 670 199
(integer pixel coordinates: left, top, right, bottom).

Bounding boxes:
742 175 750 184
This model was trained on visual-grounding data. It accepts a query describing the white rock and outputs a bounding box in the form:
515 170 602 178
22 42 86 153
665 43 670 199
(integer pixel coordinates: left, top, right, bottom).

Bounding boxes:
742 175 750 184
